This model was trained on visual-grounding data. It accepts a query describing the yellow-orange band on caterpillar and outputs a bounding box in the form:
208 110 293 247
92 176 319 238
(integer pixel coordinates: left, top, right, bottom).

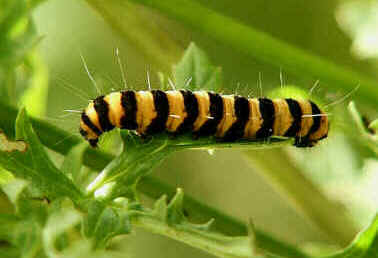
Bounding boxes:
272 99 293 136
85 102 102 131
135 91 156 134
193 91 210 132
297 100 314 137
166 90 187 132
104 92 123 128
216 95 237 138
244 98 262 138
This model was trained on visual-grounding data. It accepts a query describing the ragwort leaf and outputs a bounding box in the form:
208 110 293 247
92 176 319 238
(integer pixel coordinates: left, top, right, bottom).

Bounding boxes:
0 108 82 201
84 200 132 249
60 142 87 184
174 42 223 91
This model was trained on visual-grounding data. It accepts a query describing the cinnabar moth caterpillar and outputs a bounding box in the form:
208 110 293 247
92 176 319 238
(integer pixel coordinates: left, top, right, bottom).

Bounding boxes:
79 90 329 148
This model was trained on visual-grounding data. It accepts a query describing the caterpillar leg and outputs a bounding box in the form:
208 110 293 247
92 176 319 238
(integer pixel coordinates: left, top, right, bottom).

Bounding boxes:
294 136 316 148
89 138 99 147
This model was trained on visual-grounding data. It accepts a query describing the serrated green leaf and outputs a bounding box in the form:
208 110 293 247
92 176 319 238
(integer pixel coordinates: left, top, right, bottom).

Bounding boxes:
325 214 378 258
173 42 222 91
152 194 167 221
97 128 123 155
84 200 106 238
155 189 214 231
60 142 87 184
87 131 173 199
134 207 256 258
0 109 83 201
88 128 291 202
84 199 132 248
188 218 215 232
203 66 223 92
92 207 130 248
167 188 185 225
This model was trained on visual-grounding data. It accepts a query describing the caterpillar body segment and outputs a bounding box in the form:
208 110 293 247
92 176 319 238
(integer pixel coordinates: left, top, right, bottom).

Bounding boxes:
80 90 329 148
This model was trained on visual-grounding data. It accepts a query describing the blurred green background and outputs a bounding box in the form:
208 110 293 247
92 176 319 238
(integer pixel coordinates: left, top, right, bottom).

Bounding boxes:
5 0 378 256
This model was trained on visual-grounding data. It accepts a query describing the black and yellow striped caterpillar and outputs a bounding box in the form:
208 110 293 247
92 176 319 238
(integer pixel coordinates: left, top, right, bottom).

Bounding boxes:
79 90 329 148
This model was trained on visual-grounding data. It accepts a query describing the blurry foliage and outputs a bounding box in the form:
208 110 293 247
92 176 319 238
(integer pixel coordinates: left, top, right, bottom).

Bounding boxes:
0 0 377 258
336 0 378 60
0 0 48 117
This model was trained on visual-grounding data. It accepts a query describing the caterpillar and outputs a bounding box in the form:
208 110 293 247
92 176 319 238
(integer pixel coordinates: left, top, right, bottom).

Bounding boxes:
79 90 329 148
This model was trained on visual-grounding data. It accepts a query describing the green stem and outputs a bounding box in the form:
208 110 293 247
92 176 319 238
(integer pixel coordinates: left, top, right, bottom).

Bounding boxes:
132 213 254 258
85 0 183 73
126 0 378 108
0 101 306 257
348 102 378 155
244 149 358 246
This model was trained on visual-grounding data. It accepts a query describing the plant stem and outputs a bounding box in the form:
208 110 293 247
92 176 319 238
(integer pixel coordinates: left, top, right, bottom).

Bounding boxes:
126 0 378 109
0 101 306 257
348 102 378 155
244 149 358 246
132 213 254 258
85 0 183 73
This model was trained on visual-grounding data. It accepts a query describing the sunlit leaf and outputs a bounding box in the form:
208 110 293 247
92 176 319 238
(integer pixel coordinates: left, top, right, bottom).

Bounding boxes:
173 42 223 91
19 51 49 117
60 142 87 184
86 131 173 199
0 109 83 201
166 188 185 225
152 194 168 221
84 200 106 238
84 200 132 248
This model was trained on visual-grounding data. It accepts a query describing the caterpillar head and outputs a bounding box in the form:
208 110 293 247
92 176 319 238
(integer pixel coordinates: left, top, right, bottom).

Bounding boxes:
79 101 102 148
